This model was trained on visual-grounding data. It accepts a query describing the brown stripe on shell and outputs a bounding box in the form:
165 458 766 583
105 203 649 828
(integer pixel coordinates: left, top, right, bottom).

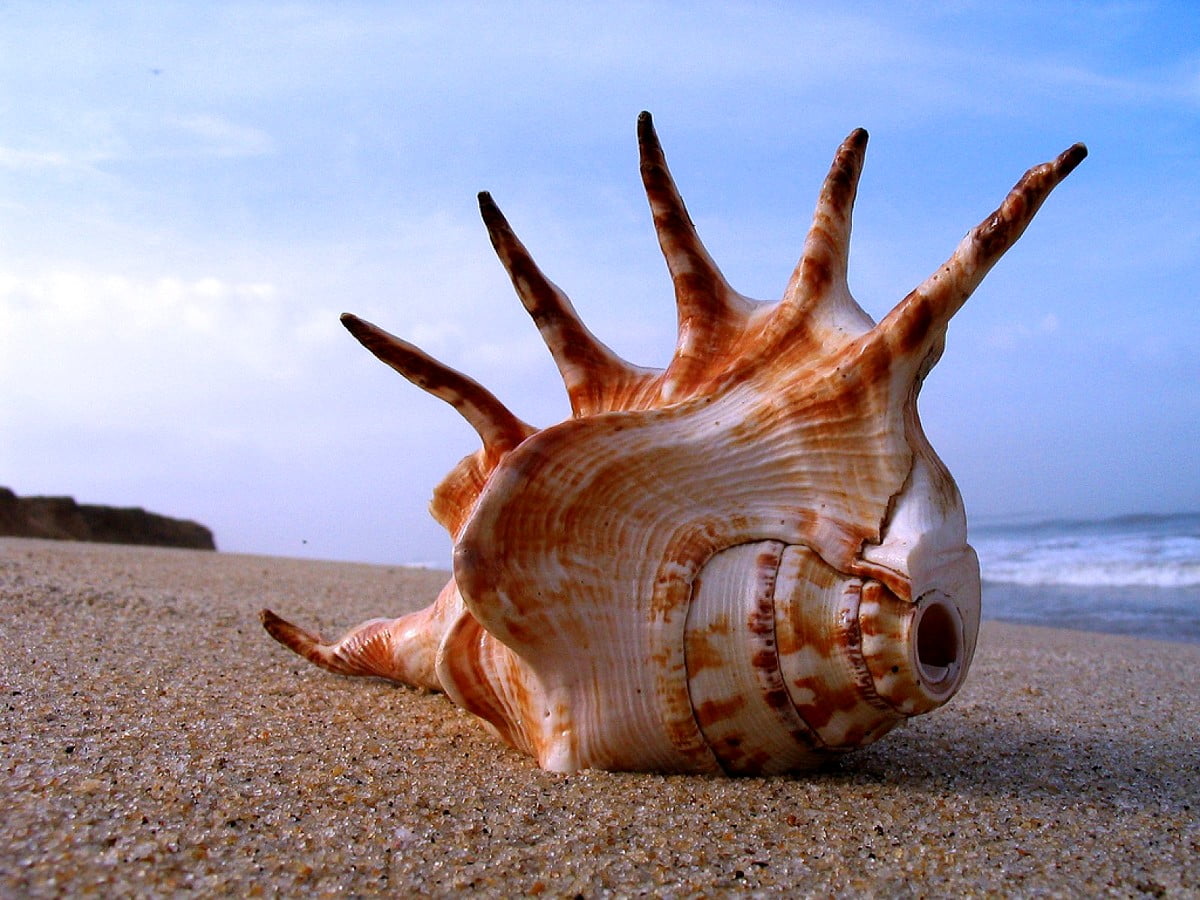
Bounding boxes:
340 313 535 462
685 542 826 774
874 142 1088 379
478 192 660 416
774 546 904 749
435 607 549 764
636 112 758 403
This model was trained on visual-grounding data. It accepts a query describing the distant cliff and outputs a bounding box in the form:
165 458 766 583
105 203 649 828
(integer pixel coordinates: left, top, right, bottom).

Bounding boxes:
0 488 216 550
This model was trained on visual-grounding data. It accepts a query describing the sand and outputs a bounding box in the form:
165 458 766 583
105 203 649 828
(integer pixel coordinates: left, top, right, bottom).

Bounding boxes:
2 537 1197 897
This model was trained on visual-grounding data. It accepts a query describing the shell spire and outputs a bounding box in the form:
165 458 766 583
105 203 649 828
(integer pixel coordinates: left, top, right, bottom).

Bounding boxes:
264 114 1086 776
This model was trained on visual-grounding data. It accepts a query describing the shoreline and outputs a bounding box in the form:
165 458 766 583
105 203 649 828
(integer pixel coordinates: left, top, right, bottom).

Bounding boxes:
3 538 1197 895
982 579 1200 645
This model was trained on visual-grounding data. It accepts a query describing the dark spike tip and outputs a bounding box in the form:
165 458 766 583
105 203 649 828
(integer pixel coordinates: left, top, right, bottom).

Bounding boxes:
637 110 660 149
830 128 869 183
339 312 400 360
260 608 319 656
477 190 507 232
1056 142 1088 178
339 311 378 346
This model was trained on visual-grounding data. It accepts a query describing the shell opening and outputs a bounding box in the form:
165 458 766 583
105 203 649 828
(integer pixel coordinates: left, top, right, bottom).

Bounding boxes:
913 596 963 694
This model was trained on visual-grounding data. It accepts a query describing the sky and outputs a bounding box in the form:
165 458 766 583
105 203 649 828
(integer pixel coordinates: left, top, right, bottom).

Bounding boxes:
1 2 1198 566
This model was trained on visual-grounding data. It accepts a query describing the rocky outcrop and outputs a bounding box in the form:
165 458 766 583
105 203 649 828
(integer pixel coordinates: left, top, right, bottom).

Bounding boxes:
0 488 216 550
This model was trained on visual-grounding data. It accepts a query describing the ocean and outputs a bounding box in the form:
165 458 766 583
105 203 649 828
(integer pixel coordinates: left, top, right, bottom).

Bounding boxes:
971 512 1200 644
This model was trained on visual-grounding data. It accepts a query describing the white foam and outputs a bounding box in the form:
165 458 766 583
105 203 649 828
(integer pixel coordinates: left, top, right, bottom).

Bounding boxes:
973 516 1200 588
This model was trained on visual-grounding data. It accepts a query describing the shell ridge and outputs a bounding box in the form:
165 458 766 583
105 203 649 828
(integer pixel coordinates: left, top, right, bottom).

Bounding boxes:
773 550 904 748
434 606 549 762
685 541 830 774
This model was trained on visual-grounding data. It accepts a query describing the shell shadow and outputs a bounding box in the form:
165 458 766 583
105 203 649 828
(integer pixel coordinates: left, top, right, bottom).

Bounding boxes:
823 712 1199 814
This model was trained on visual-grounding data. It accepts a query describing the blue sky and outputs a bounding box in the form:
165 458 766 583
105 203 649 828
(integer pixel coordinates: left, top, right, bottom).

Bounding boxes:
1 2 1197 565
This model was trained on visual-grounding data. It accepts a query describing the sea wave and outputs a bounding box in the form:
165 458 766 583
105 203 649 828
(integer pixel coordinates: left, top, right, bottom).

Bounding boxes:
981 559 1200 588
972 513 1200 588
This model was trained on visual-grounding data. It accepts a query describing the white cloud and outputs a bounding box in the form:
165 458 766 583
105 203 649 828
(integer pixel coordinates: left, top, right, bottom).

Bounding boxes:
985 312 1060 350
0 146 81 172
0 108 272 186
169 114 274 158
0 270 307 428
1003 55 1200 110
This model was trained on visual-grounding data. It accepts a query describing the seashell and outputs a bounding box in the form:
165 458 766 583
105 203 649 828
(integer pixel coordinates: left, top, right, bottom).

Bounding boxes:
262 113 1085 774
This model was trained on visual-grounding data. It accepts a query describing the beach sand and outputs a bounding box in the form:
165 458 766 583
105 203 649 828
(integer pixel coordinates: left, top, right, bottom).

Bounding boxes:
2 537 1197 897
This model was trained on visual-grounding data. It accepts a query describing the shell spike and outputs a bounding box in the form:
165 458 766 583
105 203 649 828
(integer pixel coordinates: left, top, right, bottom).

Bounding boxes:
340 313 533 455
477 191 647 416
783 127 869 307
261 607 443 688
637 111 754 395
260 608 393 678
876 142 1088 370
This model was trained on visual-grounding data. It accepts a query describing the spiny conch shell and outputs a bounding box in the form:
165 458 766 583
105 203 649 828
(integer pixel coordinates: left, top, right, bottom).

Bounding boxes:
262 112 1086 775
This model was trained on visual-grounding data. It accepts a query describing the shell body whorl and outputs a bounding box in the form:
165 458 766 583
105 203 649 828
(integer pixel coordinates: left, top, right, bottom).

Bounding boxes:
262 114 1085 774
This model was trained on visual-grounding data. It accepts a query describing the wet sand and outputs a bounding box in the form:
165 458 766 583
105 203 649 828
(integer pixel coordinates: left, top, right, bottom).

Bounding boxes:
2 537 1197 896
